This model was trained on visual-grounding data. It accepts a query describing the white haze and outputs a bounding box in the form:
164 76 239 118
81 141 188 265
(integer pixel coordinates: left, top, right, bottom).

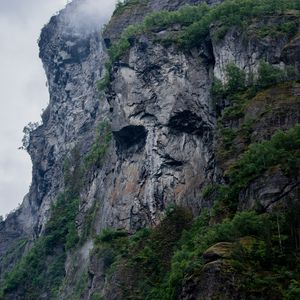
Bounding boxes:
0 0 116 218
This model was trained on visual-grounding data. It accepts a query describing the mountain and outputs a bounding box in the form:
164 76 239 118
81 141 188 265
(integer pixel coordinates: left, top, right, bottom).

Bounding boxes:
0 0 299 299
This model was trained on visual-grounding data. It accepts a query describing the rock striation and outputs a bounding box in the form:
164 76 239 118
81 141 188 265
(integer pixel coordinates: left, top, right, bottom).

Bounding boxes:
0 0 300 299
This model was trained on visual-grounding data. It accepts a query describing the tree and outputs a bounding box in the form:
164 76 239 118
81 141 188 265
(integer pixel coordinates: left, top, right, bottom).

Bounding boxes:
225 63 246 94
19 122 40 151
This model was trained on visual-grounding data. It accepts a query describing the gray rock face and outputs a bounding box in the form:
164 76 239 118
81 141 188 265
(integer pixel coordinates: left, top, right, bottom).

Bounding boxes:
0 0 221 291
97 37 216 230
32 0 108 234
239 169 300 211
0 0 109 284
212 21 290 83
1 0 300 298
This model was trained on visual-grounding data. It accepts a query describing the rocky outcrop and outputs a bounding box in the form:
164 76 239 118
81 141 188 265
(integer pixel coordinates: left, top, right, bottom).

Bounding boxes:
0 0 109 286
101 36 216 229
1 0 300 299
212 14 300 82
180 260 241 300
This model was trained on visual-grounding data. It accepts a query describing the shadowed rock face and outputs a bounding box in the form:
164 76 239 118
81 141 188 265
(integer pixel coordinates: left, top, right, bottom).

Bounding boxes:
101 35 216 230
114 125 148 154
0 0 221 291
168 110 211 136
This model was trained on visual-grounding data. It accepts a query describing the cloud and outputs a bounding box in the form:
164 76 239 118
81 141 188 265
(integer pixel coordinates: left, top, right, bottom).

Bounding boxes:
59 0 116 34
0 0 116 217
76 0 116 22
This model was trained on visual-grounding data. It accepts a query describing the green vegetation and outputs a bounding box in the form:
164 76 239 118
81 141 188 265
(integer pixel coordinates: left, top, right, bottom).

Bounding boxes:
84 121 112 168
0 120 112 298
213 60 300 166
229 124 300 184
92 207 193 299
110 0 300 59
73 271 89 300
224 63 247 94
113 0 144 17
213 62 299 103
79 201 99 244
97 72 110 92
214 124 300 214
2 0 300 298
90 293 104 300
0 191 79 299
0 238 28 290
92 207 300 299
100 0 299 92
19 121 40 150
201 184 216 198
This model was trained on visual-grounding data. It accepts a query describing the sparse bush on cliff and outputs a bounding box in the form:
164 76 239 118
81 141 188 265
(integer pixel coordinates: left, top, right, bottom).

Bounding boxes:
257 61 285 89
92 207 193 299
113 0 141 16
19 121 40 150
0 191 80 299
0 119 113 297
213 124 300 215
100 0 300 93
225 63 247 94
84 121 112 168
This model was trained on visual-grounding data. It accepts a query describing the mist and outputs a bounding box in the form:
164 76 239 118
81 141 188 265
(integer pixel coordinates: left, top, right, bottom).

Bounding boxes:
0 0 116 218
60 0 116 33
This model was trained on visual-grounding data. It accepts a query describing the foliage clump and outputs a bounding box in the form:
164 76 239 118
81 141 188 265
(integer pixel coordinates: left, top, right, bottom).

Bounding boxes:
84 121 112 168
92 207 193 299
92 206 300 299
110 0 300 60
0 119 112 298
0 191 79 299
100 0 300 92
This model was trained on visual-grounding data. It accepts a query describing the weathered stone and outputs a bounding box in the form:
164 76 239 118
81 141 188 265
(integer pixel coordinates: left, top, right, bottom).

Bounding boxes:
180 260 242 300
203 242 234 263
1 0 300 299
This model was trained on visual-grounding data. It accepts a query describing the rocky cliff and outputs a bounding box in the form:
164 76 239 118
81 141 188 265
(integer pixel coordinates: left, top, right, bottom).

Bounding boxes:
0 0 300 299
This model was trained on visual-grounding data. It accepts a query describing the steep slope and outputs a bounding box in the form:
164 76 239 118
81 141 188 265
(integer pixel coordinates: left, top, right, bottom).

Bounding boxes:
0 0 300 299
0 0 109 294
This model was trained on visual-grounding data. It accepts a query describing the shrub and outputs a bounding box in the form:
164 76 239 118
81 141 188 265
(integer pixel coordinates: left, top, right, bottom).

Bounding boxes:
108 0 300 64
113 0 140 17
19 121 40 150
0 189 80 298
202 184 216 197
257 61 285 89
229 124 300 189
96 229 128 243
211 77 225 102
284 280 300 300
84 121 112 168
92 207 193 299
225 63 246 94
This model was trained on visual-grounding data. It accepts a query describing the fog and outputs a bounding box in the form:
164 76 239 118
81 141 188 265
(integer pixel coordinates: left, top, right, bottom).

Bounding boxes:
0 0 116 217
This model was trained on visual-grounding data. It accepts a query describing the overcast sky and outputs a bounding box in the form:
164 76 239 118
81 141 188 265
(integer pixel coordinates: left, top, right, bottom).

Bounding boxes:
0 0 116 218
0 0 70 217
